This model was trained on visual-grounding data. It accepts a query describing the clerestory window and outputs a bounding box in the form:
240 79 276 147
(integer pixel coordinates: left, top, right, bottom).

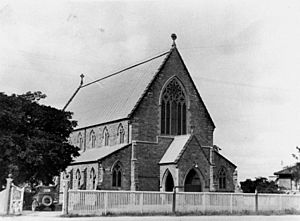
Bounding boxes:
118 124 125 144
103 127 109 146
78 132 84 150
90 130 96 148
161 78 187 135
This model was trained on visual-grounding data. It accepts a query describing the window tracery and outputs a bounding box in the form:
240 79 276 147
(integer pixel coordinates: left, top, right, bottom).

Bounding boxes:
112 163 122 187
161 78 187 135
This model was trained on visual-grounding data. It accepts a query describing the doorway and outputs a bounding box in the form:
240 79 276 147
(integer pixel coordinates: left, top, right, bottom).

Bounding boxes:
184 169 202 192
164 171 174 192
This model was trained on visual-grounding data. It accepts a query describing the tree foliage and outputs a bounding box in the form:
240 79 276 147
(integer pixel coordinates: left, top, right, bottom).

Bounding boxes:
240 177 281 193
292 146 300 185
0 92 79 189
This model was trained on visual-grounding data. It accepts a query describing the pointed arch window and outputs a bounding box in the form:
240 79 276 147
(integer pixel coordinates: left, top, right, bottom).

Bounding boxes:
118 124 125 144
90 168 96 189
103 127 109 146
90 130 96 148
161 78 187 135
78 133 84 150
76 169 81 189
219 168 227 189
112 163 122 187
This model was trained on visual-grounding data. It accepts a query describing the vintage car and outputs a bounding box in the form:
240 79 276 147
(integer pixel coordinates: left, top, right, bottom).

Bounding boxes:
31 185 59 211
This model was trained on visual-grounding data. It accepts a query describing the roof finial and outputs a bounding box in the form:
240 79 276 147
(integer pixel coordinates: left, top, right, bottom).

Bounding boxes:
171 33 177 47
80 74 85 86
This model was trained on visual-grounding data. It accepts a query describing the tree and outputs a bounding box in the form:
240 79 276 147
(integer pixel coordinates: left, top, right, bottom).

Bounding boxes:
292 146 300 189
240 177 281 193
0 92 80 189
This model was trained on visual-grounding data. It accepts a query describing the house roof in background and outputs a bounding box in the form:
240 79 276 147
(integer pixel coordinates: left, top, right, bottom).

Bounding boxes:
274 164 300 175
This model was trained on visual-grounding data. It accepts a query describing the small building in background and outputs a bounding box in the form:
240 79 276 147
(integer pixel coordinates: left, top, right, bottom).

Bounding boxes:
274 163 300 193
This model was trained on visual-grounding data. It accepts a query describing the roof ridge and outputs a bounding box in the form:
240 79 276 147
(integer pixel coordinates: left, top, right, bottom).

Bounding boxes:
81 50 170 88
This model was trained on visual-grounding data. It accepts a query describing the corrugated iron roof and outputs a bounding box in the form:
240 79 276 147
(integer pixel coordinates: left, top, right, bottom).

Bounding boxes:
66 51 170 129
159 134 191 164
71 143 131 164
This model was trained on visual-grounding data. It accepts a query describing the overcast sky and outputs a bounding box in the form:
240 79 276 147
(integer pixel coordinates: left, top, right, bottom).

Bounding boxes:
1 0 300 182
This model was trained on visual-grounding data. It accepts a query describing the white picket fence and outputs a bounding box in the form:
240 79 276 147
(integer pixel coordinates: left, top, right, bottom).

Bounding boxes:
65 190 300 215
67 190 173 215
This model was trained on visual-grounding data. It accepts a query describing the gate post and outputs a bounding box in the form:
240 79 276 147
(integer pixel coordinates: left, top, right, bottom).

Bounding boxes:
255 189 258 214
5 174 13 215
62 180 69 215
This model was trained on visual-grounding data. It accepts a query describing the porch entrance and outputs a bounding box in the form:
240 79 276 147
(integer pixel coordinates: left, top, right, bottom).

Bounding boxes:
184 169 202 192
165 172 174 192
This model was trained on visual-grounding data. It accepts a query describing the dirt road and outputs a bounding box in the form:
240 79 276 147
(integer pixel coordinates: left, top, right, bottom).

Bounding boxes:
0 212 299 221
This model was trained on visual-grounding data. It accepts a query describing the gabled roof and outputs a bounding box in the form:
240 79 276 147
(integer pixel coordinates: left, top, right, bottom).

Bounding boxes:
71 143 131 165
159 134 192 164
66 50 171 129
214 150 237 168
66 44 215 129
274 164 300 175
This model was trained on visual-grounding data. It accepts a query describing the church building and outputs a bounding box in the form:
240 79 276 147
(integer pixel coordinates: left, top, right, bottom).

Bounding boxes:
61 34 236 192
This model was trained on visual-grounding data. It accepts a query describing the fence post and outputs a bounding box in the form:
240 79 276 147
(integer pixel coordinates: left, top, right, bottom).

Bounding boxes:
104 192 108 215
139 192 143 214
230 193 233 214
62 180 69 215
279 194 282 212
5 174 13 215
202 192 206 214
172 188 176 213
255 190 258 214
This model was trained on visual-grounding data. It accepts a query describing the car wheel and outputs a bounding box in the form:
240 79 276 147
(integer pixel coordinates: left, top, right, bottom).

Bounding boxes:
31 200 39 212
41 195 53 207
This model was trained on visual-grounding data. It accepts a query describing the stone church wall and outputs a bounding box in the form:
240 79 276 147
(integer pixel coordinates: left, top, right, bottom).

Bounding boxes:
97 145 132 190
177 136 211 192
69 120 129 151
131 49 214 146
135 137 173 191
213 152 236 192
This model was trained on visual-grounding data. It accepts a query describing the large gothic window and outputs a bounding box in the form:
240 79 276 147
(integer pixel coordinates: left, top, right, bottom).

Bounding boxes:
161 78 187 135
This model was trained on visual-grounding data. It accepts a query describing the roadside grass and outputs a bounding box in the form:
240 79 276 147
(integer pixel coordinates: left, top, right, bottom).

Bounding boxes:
61 209 300 217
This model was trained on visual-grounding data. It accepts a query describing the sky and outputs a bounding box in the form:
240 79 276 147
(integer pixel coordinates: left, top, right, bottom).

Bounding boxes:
1 0 300 182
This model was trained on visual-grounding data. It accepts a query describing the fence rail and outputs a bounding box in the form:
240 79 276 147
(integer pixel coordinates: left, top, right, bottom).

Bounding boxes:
65 190 300 215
